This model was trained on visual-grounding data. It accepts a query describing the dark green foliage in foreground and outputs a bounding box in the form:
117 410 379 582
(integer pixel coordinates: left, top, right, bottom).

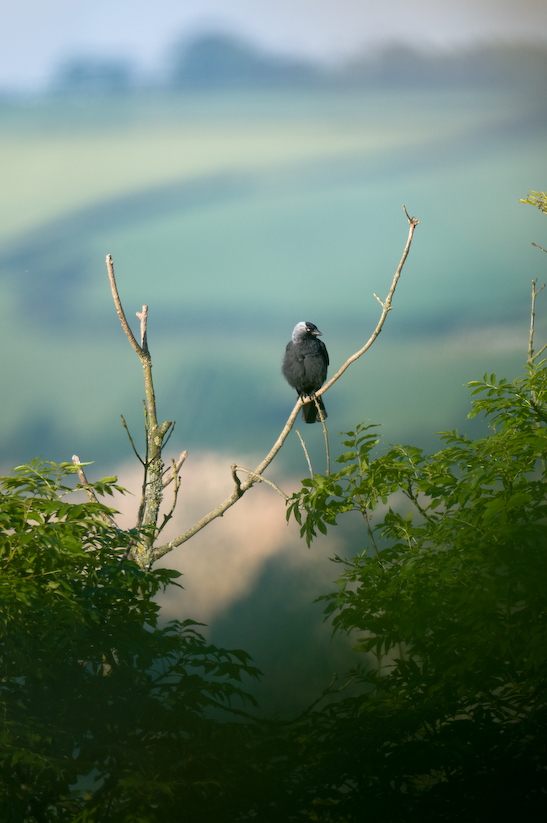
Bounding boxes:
3 361 547 821
286 364 547 819
0 461 261 822
3 365 547 820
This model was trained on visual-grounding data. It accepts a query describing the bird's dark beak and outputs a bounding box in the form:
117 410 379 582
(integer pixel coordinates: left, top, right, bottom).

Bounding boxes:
312 329 322 336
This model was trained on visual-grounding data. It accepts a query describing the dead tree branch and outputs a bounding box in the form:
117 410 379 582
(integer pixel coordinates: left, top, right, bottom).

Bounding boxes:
107 254 173 568
316 205 418 399
150 207 418 564
163 451 188 488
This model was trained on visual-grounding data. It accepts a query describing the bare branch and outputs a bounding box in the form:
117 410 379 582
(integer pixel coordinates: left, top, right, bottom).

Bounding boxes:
151 402 302 561
156 458 182 537
532 242 547 254
232 466 289 499
528 279 547 366
119 208 418 566
162 421 176 453
295 430 314 479
531 343 547 363
135 403 150 530
136 304 148 351
106 255 143 355
120 415 146 466
317 206 418 400
313 398 330 476
163 450 188 488
230 464 244 497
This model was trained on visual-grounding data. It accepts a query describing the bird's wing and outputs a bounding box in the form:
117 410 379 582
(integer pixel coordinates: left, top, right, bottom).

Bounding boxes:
319 339 329 367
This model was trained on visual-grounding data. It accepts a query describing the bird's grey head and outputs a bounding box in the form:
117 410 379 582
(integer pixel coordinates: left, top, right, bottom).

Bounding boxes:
292 321 322 343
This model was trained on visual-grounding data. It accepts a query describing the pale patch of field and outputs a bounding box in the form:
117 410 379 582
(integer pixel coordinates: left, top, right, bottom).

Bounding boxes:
110 452 345 625
0 88 523 244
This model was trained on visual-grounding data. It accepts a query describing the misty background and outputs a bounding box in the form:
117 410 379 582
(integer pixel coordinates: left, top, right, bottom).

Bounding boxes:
1 0 547 712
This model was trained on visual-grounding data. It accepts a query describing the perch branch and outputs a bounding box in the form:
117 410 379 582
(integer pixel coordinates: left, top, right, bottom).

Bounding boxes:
316 206 418 399
151 401 302 561
151 208 418 563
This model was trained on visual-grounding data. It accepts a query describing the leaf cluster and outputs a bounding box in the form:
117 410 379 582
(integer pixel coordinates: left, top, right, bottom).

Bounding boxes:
284 365 547 818
520 189 547 214
0 461 262 822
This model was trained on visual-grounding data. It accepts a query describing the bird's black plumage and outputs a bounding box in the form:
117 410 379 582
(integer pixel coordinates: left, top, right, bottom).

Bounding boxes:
282 321 329 423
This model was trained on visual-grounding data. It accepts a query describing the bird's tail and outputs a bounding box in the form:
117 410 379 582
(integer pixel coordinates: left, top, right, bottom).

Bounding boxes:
302 395 327 424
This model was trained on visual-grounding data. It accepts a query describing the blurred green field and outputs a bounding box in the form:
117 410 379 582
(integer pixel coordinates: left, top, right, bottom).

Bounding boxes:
1 87 546 473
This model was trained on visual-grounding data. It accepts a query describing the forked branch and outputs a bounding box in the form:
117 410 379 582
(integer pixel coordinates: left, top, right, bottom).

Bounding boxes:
316 206 418 397
150 207 418 564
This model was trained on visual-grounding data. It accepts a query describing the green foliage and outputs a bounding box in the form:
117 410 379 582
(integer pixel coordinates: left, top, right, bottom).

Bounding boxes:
286 364 547 818
520 189 547 214
0 460 261 822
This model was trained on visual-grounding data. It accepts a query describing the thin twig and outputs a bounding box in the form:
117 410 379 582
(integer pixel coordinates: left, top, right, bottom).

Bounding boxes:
532 243 547 254
316 206 418 401
135 402 150 531
156 459 182 537
233 467 289 499
313 397 330 476
230 464 244 498
152 403 302 561
527 280 547 475
531 343 547 363
72 456 117 527
296 430 314 479
201 672 356 727
163 450 188 488
106 255 142 355
296 674 356 721
120 415 146 466
362 507 381 560
162 421 176 452
528 280 546 366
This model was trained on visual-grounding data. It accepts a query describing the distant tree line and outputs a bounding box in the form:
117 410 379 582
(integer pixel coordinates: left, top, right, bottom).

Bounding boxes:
53 33 547 94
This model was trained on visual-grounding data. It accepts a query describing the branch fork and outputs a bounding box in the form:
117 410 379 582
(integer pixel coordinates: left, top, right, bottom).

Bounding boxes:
82 211 418 568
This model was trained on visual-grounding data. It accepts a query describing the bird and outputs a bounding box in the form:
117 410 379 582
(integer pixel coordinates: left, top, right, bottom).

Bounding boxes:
282 321 329 423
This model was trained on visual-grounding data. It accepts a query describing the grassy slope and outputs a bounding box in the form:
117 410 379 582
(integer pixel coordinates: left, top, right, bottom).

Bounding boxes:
0 88 546 470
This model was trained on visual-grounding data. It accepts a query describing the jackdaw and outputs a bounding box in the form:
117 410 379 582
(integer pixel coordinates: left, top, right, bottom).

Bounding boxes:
282 321 329 423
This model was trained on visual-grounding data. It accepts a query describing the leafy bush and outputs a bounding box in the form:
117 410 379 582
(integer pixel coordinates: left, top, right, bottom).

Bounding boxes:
286 365 547 819
0 461 260 822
